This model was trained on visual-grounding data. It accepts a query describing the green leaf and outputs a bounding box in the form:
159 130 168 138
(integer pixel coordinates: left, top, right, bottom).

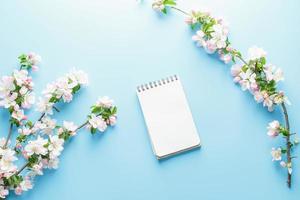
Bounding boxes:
59 130 71 141
16 134 27 143
4 175 23 188
26 120 33 128
161 8 167 14
72 84 81 94
164 0 176 6
281 129 289 137
236 52 242 57
281 149 287 154
91 127 97 134
111 106 117 115
91 106 103 114
232 56 236 63
260 57 266 65
241 65 248 72
18 54 27 60
191 24 196 30
49 96 58 103
28 154 39 167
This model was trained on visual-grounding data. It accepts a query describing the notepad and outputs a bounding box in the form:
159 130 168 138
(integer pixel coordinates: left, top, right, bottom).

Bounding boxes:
137 75 201 159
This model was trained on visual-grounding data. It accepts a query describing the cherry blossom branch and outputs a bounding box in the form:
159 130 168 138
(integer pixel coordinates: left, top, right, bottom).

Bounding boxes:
14 119 87 176
14 123 87 176
0 55 118 199
151 0 297 188
14 97 117 182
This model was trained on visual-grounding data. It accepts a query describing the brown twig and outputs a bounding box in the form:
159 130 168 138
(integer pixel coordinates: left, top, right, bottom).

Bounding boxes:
37 113 46 122
170 6 190 16
75 121 88 132
53 106 60 112
237 56 248 65
15 162 29 176
281 102 292 188
3 123 13 149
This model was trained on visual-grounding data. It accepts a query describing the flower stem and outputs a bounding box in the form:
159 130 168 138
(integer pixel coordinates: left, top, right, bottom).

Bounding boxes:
3 123 13 149
37 113 46 121
75 112 103 132
237 55 248 65
15 162 29 176
37 105 60 122
170 6 190 16
281 102 292 188
75 121 88 132
53 106 60 112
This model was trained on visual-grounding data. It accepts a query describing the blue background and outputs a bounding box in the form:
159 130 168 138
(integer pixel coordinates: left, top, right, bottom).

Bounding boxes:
1 0 300 199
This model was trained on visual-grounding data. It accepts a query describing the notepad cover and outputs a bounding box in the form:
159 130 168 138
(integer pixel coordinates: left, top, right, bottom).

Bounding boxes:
137 75 200 159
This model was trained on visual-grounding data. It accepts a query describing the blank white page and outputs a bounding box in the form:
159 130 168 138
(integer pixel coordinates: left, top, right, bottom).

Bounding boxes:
137 75 200 159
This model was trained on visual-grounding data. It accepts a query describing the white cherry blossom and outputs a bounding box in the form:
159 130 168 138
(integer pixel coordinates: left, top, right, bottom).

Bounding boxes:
36 97 54 115
24 136 48 156
0 76 15 97
68 69 89 85
96 96 114 108
39 117 56 135
48 135 64 159
18 127 32 136
271 148 282 161
152 0 164 12
267 120 280 138
28 52 41 66
22 92 35 109
63 121 78 136
0 148 17 174
264 64 284 82
248 46 267 60
88 114 107 132
0 185 9 199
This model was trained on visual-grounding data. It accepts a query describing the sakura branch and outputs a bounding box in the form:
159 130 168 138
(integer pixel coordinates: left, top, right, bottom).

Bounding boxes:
151 0 298 188
0 54 118 199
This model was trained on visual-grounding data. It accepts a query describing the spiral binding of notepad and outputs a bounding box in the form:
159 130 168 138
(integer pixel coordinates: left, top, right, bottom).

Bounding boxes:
137 75 179 93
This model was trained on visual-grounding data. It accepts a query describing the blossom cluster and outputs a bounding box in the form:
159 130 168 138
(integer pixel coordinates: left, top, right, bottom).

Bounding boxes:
18 53 41 71
0 53 41 126
170 8 289 113
231 46 287 111
3 118 78 198
154 7 242 64
189 10 233 63
152 0 176 14
36 69 88 115
0 54 117 198
268 120 298 175
87 96 117 133
21 119 79 174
